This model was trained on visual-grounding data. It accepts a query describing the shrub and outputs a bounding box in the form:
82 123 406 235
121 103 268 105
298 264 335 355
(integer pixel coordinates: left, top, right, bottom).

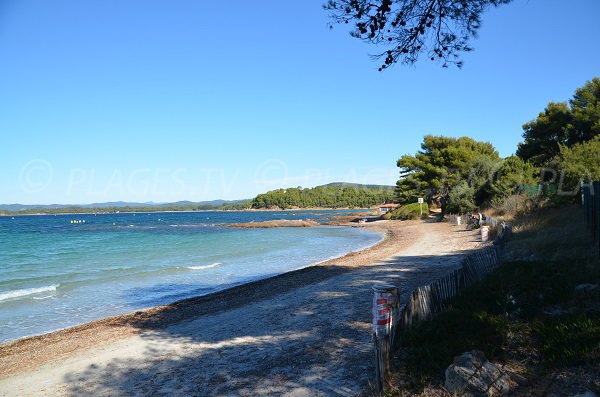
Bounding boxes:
386 202 429 220
446 181 476 214
533 313 600 367
490 194 532 216
400 310 509 377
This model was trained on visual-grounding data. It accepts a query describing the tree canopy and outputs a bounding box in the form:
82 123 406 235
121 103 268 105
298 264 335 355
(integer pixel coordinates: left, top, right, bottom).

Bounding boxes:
571 77 600 141
516 102 574 167
396 135 499 205
251 185 395 209
560 135 600 181
394 136 538 213
517 78 600 167
324 0 511 70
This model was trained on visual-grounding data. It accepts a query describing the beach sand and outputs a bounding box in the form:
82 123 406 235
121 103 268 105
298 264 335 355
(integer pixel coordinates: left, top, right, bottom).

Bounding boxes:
0 219 484 397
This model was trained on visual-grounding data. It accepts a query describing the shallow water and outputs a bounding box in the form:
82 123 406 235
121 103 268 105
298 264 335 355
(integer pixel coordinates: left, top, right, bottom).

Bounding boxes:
0 210 382 342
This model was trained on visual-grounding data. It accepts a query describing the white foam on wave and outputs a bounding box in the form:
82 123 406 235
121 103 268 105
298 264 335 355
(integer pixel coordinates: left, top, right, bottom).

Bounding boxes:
0 285 60 303
186 263 223 271
32 295 55 301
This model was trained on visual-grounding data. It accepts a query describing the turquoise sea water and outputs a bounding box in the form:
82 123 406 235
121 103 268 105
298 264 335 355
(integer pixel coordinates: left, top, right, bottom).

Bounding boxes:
0 210 382 343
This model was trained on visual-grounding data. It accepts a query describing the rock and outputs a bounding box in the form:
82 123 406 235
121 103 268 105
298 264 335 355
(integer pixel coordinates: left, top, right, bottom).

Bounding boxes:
445 350 511 397
506 371 528 386
229 219 320 228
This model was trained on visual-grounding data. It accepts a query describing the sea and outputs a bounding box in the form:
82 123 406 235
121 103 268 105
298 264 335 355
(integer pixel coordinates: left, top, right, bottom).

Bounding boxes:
0 210 382 343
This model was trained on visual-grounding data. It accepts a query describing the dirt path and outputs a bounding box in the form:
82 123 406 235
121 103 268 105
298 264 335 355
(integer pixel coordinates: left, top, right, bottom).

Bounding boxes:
0 220 483 397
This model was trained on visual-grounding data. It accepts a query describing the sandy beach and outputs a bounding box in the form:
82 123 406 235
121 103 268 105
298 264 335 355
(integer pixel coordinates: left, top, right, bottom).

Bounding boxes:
0 219 484 397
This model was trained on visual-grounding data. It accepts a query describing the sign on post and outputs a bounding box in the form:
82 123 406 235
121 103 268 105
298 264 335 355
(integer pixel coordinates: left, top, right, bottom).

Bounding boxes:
417 198 424 216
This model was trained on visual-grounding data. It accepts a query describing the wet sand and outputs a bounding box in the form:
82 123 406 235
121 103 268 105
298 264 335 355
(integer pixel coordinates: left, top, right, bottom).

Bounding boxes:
0 219 484 397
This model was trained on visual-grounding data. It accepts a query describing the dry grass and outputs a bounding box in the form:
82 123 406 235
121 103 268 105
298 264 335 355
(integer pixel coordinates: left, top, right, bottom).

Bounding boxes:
503 204 598 262
388 202 600 396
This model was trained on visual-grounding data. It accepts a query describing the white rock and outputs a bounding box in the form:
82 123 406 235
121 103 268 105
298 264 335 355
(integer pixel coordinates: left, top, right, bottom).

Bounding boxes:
445 350 511 397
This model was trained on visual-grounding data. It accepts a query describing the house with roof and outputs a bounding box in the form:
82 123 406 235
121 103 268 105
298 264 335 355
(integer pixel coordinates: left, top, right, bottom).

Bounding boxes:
379 203 400 213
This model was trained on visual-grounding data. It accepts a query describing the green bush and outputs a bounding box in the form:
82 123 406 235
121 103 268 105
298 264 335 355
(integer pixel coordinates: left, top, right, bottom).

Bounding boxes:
385 202 429 220
446 181 477 214
534 313 600 366
395 259 600 383
400 310 509 377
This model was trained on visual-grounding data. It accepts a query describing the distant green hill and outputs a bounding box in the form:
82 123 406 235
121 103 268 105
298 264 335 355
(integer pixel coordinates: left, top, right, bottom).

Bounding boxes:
2 182 397 214
1 199 251 215
319 182 395 191
251 183 396 209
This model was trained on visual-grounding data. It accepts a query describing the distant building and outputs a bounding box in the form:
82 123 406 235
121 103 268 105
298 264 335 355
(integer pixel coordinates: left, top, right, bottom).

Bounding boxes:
379 203 400 213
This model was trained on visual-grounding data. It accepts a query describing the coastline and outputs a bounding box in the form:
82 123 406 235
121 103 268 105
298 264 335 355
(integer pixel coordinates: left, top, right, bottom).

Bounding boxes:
0 220 485 396
0 208 376 217
0 221 390 377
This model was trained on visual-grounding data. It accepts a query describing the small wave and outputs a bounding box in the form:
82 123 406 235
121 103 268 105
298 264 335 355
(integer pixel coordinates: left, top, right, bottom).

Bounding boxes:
0 285 59 303
169 223 215 228
32 295 55 301
186 263 223 271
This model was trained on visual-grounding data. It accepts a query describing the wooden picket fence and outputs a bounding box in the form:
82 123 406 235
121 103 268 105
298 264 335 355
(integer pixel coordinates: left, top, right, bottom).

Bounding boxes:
372 219 512 395
392 220 511 341
447 213 503 228
582 181 600 256
394 244 503 335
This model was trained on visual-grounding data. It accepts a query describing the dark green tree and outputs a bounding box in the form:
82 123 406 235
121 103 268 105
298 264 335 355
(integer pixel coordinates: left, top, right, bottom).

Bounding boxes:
396 135 499 209
250 185 395 209
560 135 600 181
324 0 511 70
516 102 575 167
517 78 600 167
570 77 600 142
445 181 477 214
489 155 537 197
466 155 497 205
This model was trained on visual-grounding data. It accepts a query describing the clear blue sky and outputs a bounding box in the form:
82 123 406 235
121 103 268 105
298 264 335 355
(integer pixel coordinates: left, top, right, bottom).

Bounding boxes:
1 0 599 204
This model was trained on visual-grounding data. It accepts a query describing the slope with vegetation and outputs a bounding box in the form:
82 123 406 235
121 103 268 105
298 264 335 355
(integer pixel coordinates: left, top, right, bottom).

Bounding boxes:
384 77 600 395
250 183 395 209
390 205 600 395
392 77 600 216
3 183 395 215
2 201 252 215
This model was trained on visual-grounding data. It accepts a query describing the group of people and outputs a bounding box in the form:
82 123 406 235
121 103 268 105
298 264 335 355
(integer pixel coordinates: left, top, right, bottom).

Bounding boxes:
466 209 486 230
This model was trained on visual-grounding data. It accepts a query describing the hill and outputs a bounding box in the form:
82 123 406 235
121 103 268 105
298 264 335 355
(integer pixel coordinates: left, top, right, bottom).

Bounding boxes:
0 199 251 215
319 182 395 191
1 182 397 214
250 184 396 209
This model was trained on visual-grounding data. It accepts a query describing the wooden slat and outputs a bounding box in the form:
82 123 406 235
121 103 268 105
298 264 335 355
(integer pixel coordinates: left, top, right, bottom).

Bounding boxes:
395 234 512 332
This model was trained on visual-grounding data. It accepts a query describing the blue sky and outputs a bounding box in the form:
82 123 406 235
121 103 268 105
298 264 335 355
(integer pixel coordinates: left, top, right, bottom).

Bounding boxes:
1 0 599 204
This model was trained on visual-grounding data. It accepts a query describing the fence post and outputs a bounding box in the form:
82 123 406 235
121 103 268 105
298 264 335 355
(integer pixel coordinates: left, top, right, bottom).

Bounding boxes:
372 285 400 396
481 225 489 242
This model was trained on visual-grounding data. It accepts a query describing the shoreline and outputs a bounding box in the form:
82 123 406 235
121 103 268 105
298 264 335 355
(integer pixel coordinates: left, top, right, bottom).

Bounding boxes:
0 219 486 396
0 208 376 217
0 221 391 377
0 223 384 346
